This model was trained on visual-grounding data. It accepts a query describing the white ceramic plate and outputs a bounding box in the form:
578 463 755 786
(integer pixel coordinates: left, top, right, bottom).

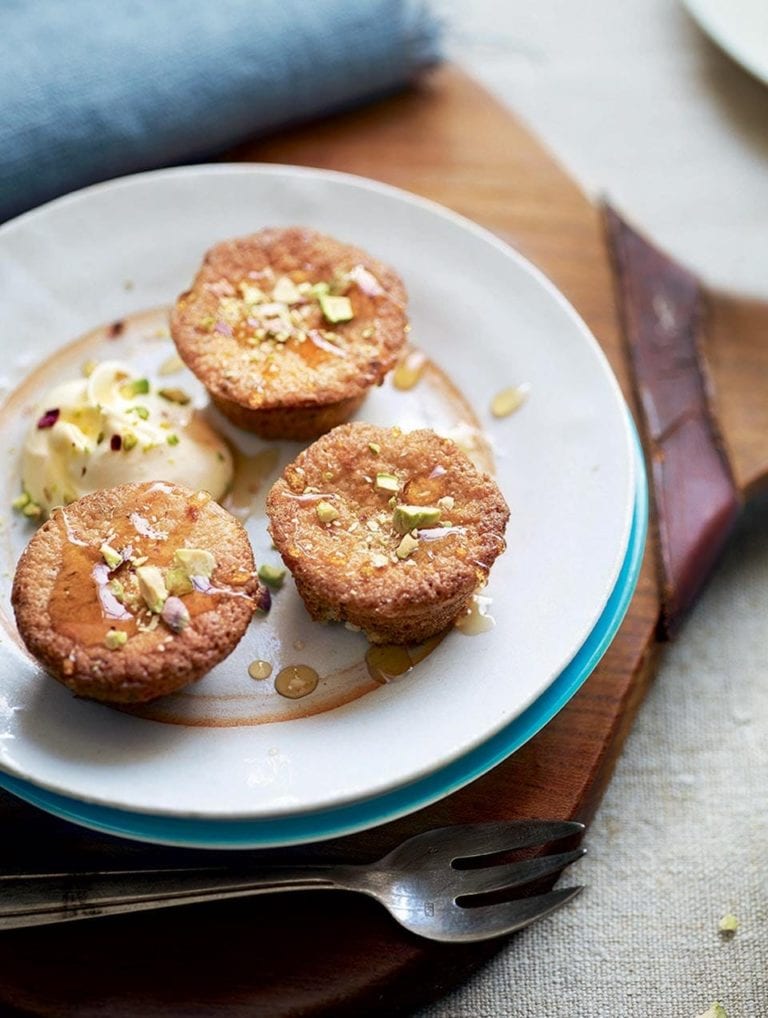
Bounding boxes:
0 165 634 819
684 0 768 86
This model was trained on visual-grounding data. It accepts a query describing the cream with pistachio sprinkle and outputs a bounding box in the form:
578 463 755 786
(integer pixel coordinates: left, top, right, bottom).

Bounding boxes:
20 360 232 515
266 421 509 645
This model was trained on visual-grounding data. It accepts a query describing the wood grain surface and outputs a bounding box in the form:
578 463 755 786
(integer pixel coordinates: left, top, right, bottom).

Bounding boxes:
704 291 768 499
3 65 757 1017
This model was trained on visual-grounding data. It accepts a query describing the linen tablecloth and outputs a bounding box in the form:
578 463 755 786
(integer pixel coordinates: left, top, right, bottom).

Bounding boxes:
423 2 768 1015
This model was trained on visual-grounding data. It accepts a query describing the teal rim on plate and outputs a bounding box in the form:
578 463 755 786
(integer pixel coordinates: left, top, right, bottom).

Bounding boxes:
0 419 648 849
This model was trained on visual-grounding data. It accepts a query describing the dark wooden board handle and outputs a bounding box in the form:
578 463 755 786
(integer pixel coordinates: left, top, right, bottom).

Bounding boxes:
604 206 741 637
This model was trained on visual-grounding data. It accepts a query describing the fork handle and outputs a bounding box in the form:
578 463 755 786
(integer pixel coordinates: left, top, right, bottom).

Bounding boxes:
0 866 354 930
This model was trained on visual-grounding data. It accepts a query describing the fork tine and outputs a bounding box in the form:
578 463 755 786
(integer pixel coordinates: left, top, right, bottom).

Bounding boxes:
435 887 584 943
456 848 585 897
440 820 584 861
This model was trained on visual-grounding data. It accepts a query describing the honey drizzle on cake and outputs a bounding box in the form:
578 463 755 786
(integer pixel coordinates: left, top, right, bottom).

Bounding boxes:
50 486 230 649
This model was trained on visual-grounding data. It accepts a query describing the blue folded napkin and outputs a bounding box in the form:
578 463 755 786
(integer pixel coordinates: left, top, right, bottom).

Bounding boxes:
1 0 441 222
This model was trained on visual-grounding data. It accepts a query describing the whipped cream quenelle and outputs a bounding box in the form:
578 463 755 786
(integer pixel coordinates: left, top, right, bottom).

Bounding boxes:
20 361 233 515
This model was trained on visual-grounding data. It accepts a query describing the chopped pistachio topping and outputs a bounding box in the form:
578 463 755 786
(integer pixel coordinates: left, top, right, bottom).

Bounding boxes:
136 565 168 614
158 387 191 405
438 495 455 511
697 1005 727 1018
239 282 265 304
310 281 330 299
104 628 128 650
108 579 125 600
368 442 381 455
122 432 138 451
161 596 191 633
22 501 42 518
165 566 194 596
11 491 30 511
166 433 180 446
258 563 286 589
121 378 150 398
272 275 302 304
130 405 150 420
396 533 420 560
318 293 354 323
100 542 123 569
174 547 216 579
375 472 399 493
316 500 340 524
719 914 739 934
392 504 441 534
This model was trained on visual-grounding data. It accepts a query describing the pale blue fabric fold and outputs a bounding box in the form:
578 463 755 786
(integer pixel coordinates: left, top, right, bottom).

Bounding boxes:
1 0 441 221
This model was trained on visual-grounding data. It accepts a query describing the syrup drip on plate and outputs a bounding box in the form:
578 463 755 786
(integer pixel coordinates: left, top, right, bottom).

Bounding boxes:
365 634 444 684
227 446 280 518
393 349 427 391
274 664 319 699
248 660 273 681
455 594 495 635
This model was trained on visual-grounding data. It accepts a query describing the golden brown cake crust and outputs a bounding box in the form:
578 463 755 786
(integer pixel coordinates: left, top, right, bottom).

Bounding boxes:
12 482 258 704
266 424 509 644
170 228 409 439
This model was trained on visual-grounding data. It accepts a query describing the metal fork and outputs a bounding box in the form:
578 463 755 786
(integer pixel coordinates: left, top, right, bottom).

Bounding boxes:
0 820 585 942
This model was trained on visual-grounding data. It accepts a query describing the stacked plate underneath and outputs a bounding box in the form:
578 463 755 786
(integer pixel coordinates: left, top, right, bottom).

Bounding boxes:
0 167 647 849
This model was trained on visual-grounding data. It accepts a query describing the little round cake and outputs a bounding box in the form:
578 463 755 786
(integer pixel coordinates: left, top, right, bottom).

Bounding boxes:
266 423 509 644
12 481 258 703
171 228 409 439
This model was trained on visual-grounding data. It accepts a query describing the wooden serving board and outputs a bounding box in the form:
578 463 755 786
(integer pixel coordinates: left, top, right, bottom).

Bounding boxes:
1 68 766 1017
